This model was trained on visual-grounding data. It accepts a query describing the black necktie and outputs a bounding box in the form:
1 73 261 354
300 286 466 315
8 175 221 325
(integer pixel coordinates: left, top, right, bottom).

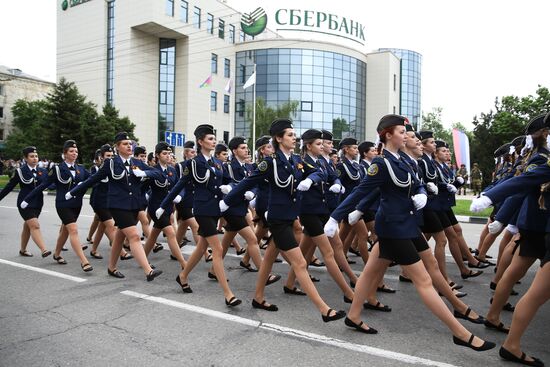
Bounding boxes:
124 160 130 167
31 169 37 174
288 156 294 165
69 166 76 171
208 159 214 167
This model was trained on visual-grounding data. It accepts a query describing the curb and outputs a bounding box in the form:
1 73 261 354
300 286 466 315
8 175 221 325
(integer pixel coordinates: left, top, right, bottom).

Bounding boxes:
456 215 488 225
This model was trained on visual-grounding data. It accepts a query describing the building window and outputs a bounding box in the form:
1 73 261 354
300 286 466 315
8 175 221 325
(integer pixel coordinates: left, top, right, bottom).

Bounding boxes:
393 74 397 91
158 39 176 141
0 107 3 118
218 19 225 40
224 95 230 113
236 99 245 117
207 13 214 34
229 24 235 43
210 91 217 111
0 128 4 140
239 30 245 42
301 101 313 112
240 65 246 83
0 84 4 95
193 6 201 28
106 0 115 104
211 53 218 74
180 0 188 22
165 0 174 16
224 58 230 78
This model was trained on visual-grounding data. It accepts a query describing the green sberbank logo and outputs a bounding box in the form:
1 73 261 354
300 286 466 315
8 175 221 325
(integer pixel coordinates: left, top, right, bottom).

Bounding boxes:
241 7 268 36
62 0 92 11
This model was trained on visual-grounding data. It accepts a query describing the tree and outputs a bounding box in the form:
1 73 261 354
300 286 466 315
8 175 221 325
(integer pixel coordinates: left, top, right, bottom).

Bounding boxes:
332 117 349 140
4 100 48 159
421 107 452 144
246 97 299 141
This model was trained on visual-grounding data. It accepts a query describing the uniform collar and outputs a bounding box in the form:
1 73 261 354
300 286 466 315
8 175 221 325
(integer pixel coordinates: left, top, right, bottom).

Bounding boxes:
362 158 372 166
384 149 401 160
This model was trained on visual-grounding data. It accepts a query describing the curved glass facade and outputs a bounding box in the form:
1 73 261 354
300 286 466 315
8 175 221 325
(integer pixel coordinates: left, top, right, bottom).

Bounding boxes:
235 48 366 141
379 48 422 129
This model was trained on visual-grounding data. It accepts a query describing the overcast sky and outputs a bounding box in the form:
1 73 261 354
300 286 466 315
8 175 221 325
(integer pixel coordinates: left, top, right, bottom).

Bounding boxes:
1 0 549 130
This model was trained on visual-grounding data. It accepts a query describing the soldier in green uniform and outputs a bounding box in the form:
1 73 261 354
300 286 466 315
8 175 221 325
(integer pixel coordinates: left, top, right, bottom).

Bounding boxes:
457 164 469 195
470 163 482 196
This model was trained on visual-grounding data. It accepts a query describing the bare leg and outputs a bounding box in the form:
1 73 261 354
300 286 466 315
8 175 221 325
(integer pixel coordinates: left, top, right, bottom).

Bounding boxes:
55 225 69 256
313 234 354 299
118 226 153 275
162 225 187 269
492 237 518 284
20 222 31 251
177 236 209 284
329 230 357 284
91 222 106 254
65 222 89 265
25 218 48 252
87 214 100 242
430 231 449 280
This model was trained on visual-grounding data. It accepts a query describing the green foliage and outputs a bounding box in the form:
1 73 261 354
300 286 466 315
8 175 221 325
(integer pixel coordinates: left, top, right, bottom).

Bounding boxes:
471 86 550 186
246 97 299 141
4 78 136 165
332 117 349 140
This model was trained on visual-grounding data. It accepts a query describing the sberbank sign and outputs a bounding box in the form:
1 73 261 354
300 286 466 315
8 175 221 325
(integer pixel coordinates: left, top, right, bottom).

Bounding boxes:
275 9 365 45
61 0 92 11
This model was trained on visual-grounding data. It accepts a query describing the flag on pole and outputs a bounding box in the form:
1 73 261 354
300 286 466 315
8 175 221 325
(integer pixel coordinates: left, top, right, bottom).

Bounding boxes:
452 128 471 174
224 78 232 94
243 72 256 90
199 75 212 88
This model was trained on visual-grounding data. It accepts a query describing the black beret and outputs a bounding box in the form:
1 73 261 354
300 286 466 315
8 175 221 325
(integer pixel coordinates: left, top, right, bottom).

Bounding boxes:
510 135 526 148
255 135 271 148
419 131 434 140
99 144 112 155
114 132 130 143
321 129 333 141
435 140 448 149
155 142 172 154
22 146 37 156
301 129 323 141
228 136 247 150
377 114 407 133
545 111 550 126
94 149 101 160
183 140 195 149
414 132 422 140
494 143 511 157
147 152 155 162
339 137 358 150
358 141 375 156
269 118 293 136
525 114 547 134
134 146 147 156
194 124 215 139
63 140 77 150
330 148 338 155
215 143 228 154
405 123 416 132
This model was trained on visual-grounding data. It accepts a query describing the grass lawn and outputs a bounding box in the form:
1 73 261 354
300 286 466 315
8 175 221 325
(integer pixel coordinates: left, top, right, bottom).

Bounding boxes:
0 175 9 189
454 198 491 217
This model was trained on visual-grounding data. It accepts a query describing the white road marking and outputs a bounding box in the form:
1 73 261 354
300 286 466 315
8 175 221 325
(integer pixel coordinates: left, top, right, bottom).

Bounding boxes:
0 258 87 283
121 290 458 367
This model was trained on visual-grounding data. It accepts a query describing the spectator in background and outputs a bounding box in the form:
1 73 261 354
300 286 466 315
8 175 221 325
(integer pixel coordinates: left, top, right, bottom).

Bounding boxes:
470 163 482 197
457 164 469 195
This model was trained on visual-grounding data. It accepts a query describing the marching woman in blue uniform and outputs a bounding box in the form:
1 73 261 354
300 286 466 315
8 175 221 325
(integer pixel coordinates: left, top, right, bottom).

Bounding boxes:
324 115 495 351
282 128 355 301
175 141 199 245
66 132 163 281
85 149 101 245
220 118 346 322
142 142 187 270
88 144 132 261
0 146 51 258
157 124 241 307
471 143 550 367
473 114 550 336
22 140 92 271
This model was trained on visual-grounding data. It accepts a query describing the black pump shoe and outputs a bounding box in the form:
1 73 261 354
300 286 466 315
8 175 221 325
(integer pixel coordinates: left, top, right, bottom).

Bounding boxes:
225 296 241 307
176 275 192 293
453 334 495 352
322 309 346 323
252 298 278 311
499 347 544 366
344 317 378 334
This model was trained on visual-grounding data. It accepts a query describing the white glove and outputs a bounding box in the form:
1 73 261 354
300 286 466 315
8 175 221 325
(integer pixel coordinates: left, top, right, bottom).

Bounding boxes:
249 197 257 209
348 210 363 225
65 192 73 200
219 200 229 212
446 184 458 194
426 182 438 195
470 195 493 213
20 201 29 209
173 195 182 204
323 217 339 238
244 191 255 200
412 193 427 210
145 193 150 201
220 185 232 194
297 178 313 191
340 185 346 194
456 177 464 185
329 183 342 193
264 211 268 219
488 220 503 234
133 168 147 178
505 224 519 235
155 208 165 219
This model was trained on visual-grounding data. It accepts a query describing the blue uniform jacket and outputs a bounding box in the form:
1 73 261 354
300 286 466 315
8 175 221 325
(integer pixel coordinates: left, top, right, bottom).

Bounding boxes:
222 158 255 217
356 159 380 214
161 154 225 217
331 149 426 239
418 153 442 211
299 154 332 215
24 162 91 208
146 164 180 216
336 157 363 201
68 156 158 211
319 156 341 210
223 150 322 221
175 160 195 208
0 165 48 209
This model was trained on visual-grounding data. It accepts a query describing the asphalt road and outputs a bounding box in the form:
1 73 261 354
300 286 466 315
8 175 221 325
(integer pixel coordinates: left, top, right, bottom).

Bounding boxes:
0 192 548 367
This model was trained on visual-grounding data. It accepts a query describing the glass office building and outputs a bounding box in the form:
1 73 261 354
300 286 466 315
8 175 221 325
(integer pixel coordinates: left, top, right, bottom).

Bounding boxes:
379 48 422 129
235 48 367 141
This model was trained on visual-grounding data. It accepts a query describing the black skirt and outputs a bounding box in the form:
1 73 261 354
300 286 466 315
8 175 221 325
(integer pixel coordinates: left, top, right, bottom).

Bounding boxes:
420 209 444 234
300 213 329 237
223 214 249 232
195 215 219 237
110 209 139 229
56 207 81 225
518 229 546 260
176 204 194 221
18 207 42 221
267 219 298 251
378 236 430 265
93 208 113 222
